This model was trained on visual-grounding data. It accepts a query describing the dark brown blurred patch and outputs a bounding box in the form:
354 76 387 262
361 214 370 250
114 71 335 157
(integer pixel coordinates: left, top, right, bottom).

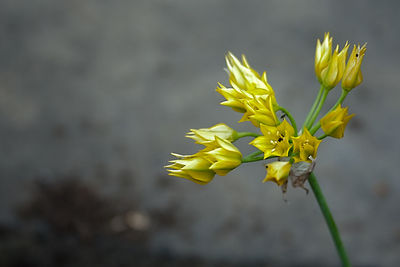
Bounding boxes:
151 205 178 230
247 208 266 235
372 181 390 198
348 116 364 132
93 162 110 185
51 123 68 139
215 216 240 239
78 117 108 135
117 168 136 189
0 172 272 266
19 177 120 240
156 173 175 189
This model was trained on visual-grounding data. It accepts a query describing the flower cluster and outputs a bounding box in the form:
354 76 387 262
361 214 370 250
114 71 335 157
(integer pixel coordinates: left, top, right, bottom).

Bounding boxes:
166 124 242 184
166 33 366 192
315 32 367 91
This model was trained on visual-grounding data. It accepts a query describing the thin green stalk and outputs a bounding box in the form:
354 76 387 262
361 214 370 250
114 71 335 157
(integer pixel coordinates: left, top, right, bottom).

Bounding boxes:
242 154 264 163
318 133 328 140
310 89 349 135
245 150 263 158
308 173 351 267
304 85 324 127
242 152 277 163
236 132 261 139
242 150 263 163
331 89 349 110
307 88 329 129
277 106 298 136
301 93 351 266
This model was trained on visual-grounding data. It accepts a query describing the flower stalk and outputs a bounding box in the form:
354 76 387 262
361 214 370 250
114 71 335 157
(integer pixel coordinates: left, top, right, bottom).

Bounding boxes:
304 85 324 128
310 89 349 135
236 132 261 138
308 173 351 267
241 153 265 163
302 96 351 266
306 88 329 129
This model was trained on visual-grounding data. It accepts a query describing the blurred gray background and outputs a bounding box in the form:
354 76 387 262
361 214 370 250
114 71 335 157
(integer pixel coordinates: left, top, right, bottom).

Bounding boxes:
0 0 399 266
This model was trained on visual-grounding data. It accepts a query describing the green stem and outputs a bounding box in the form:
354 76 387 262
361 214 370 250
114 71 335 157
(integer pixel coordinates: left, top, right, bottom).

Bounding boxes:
236 132 261 139
242 150 263 163
310 89 349 135
331 89 349 111
318 133 328 140
242 151 277 163
307 88 329 129
301 97 351 266
242 155 264 163
277 106 298 136
308 173 351 267
304 85 324 127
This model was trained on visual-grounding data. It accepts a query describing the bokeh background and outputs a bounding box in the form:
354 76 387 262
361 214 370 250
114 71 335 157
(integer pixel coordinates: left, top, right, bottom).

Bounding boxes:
0 1 399 266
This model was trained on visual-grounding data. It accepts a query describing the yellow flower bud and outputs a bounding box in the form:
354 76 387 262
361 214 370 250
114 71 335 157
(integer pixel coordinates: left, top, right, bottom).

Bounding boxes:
240 95 279 127
205 136 242 176
341 44 367 91
216 83 249 113
292 129 322 163
320 105 355 138
166 136 242 183
166 153 215 185
217 53 278 116
320 43 349 90
263 161 292 186
186 123 238 145
315 33 333 83
225 52 274 94
250 119 294 159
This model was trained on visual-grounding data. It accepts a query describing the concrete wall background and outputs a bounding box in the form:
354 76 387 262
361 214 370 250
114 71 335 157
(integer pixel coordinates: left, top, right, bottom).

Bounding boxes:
0 0 399 266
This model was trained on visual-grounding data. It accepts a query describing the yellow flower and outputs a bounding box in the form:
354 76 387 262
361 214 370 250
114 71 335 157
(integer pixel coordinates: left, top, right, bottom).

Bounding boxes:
292 129 322 163
263 161 292 186
250 119 295 158
320 43 349 90
240 95 279 127
166 153 215 185
320 105 355 138
166 136 242 183
225 52 275 96
217 53 278 115
341 44 367 91
216 83 250 113
205 136 242 176
315 32 333 83
186 123 238 145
